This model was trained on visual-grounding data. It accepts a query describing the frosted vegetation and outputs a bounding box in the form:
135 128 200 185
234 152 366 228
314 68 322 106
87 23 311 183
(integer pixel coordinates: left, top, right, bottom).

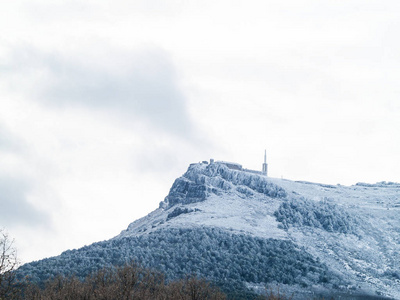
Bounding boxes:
166 207 201 221
274 197 358 234
17 227 340 297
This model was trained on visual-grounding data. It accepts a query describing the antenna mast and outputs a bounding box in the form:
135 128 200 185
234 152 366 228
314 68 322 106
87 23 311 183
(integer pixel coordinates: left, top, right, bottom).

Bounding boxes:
262 150 268 176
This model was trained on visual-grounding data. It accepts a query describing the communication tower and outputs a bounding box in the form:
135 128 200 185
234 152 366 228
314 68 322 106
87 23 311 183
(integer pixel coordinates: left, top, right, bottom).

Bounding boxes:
262 150 268 176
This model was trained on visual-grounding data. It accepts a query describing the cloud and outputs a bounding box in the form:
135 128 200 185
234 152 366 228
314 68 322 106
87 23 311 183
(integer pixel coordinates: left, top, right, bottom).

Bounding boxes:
0 176 50 229
0 124 21 152
0 124 51 230
1 46 194 139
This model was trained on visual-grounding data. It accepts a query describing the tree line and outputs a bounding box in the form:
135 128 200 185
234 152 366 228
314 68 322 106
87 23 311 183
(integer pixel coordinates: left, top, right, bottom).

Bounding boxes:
18 262 227 300
18 227 335 290
1 229 293 300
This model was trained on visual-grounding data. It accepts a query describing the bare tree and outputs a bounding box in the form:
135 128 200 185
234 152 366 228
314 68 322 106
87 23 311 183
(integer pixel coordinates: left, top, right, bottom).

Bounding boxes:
0 229 20 299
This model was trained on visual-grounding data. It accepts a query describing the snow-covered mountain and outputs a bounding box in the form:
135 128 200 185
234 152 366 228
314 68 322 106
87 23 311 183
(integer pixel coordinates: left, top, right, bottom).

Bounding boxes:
18 161 400 299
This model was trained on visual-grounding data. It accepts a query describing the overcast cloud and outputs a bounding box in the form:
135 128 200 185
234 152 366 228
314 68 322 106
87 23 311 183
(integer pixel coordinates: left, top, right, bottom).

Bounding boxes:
2 47 195 139
0 0 399 263
0 175 50 228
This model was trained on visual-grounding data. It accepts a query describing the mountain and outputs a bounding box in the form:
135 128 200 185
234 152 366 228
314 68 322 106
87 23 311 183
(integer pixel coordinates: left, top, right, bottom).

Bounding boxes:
18 161 400 299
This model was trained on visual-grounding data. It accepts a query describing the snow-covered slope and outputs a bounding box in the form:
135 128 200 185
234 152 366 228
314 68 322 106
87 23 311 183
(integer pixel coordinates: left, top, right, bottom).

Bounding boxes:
119 162 287 241
117 162 400 298
18 161 400 299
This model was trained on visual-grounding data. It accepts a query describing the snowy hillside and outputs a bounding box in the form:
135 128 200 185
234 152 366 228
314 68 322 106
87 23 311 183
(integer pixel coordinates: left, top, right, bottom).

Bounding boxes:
18 161 400 299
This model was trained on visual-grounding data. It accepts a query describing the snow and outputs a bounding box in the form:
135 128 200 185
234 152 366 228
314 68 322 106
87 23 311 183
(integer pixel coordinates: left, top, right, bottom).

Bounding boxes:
117 162 400 299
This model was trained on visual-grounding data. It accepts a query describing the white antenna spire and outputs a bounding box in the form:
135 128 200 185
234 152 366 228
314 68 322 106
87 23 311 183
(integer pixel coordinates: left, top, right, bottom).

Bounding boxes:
262 149 268 176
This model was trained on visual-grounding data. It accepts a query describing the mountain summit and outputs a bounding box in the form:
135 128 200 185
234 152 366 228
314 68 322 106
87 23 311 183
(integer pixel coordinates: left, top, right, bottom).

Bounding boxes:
18 161 400 299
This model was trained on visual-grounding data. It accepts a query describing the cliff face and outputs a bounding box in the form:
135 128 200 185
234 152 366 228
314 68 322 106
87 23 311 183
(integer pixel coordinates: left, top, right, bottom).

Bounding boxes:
17 161 400 299
160 162 286 209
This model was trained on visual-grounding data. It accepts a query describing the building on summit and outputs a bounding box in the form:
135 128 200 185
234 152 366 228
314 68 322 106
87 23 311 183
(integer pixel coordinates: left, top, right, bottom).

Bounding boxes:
208 151 268 176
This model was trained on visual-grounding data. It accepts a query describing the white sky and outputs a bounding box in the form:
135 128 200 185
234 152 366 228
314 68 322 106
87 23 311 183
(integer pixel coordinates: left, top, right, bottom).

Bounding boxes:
1 0 400 263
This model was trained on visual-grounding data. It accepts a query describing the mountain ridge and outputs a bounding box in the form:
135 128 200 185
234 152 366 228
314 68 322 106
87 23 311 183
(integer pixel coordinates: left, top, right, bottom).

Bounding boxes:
18 161 400 299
